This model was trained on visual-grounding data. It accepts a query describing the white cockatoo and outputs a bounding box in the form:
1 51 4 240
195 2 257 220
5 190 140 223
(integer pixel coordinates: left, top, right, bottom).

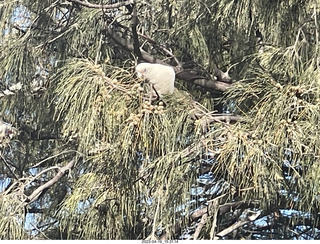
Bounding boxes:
135 63 175 96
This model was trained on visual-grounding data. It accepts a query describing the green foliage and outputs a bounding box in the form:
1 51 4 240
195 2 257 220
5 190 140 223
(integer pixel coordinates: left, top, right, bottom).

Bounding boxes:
0 195 26 239
218 33 320 213
48 56 211 239
1 0 320 240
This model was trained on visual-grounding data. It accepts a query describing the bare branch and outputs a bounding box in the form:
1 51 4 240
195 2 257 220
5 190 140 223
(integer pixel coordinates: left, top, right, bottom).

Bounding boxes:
190 201 255 221
214 210 261 239
67 0 135 9
190 101 242 124
193 213 208 240
25 159 76 204
192 77 231 92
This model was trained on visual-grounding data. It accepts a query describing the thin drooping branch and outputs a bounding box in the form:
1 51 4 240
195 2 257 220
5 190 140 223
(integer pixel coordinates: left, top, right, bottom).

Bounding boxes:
25 159 76 204
67 0 135 9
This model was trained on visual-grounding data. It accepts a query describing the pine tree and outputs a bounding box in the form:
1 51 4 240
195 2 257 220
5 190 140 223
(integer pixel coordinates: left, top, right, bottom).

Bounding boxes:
0 0 320 240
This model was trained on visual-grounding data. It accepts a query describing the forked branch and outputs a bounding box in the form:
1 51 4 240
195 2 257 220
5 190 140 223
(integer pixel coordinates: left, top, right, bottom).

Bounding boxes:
25 159 76 204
